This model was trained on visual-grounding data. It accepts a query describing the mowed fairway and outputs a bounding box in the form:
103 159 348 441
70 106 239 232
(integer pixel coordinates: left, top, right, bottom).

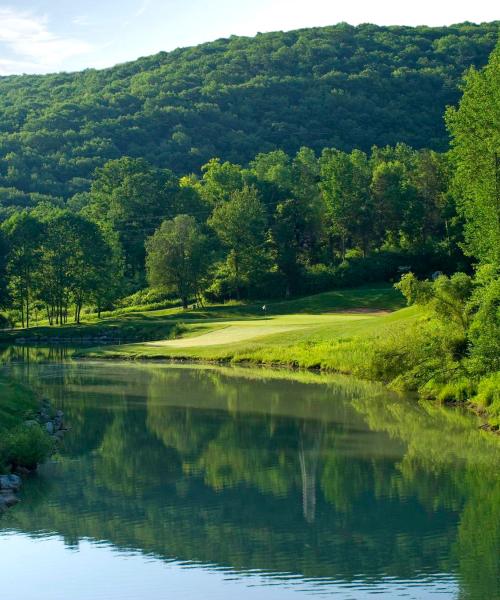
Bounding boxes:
146 322 306 347
144 313 374 348
81 285 412 366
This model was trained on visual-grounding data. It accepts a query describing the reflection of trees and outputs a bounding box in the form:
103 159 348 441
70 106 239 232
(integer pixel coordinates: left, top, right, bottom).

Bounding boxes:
352 393 500 599
1 362 498 598
95 412 181 495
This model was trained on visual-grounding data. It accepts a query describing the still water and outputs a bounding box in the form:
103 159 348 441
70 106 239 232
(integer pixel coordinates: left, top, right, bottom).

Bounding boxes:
1 358 499 600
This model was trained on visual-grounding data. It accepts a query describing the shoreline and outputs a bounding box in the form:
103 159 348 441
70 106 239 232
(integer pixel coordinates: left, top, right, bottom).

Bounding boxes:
71 351 499 435
0 386 69 513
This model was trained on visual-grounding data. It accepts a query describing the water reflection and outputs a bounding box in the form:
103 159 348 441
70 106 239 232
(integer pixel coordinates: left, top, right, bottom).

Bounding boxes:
0 361 499 599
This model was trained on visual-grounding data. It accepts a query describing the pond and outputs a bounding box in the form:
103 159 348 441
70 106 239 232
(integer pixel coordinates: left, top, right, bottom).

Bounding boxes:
0 358 499 599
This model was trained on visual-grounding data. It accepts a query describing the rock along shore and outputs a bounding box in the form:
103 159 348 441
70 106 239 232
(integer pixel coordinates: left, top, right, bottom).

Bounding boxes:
0 399 68 513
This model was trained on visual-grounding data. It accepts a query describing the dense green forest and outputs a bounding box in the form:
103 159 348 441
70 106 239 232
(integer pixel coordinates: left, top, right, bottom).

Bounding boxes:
0 22 498 203
0 23 498 420
0 142 463 321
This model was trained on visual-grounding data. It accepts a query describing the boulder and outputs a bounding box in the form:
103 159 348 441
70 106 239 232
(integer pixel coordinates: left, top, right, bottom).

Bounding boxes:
0 474 22 491
0 492 19 508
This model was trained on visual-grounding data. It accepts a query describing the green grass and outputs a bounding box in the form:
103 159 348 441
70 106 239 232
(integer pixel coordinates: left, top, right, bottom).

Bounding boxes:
0 376 55 471
0 314 184 344
2 283 498 429
0 284 402 343
77 285 414 377
0 376 38 432
82 307 419 367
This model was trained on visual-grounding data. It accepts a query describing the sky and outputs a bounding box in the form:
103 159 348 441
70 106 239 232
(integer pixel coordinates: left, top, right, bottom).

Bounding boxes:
0 0 498 75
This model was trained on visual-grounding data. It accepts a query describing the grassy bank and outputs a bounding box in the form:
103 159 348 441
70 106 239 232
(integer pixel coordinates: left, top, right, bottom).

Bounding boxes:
0 376 38 433
3 283 497 428
0 376 56 474
0 284 400 343
0 315 184 344
74 285 498 429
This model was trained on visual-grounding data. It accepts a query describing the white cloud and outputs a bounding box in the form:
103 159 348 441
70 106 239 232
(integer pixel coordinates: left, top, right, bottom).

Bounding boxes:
72 15 91 27
0 7 93 74
135 0 152 17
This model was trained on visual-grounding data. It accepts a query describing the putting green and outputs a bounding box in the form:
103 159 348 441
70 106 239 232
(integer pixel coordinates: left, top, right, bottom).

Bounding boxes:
146 323 306 347
146 313 374 348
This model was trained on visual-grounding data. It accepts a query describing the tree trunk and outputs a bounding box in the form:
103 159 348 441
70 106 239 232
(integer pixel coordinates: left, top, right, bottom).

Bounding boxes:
234 254 241 301
26 284 30 329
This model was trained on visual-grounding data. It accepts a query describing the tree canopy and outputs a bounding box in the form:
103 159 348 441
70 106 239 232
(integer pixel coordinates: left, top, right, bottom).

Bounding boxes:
0 22 497 204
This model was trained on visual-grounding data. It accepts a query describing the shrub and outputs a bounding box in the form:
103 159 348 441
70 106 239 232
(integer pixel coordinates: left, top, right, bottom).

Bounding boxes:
474 373 500 427
0 313 12 329
475 372 500 408
117 287 178 308
0 425 54 470
368 317 465 391
301 264 337 295
467 265 500 374
436 380 476 403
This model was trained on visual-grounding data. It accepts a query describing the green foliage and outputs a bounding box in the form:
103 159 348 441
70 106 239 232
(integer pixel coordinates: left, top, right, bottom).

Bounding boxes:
0 425 54 470
0 23 497 201
474 373 500 426
2 211 44 327
87 157 176 281
0 227 8 307
320 148 372 258
467 265 500 374
1 209 122 327
208 186 268 299
396 272 473 332
270 199 304 296
146 215 210 308
369 317 466 391
0 376 38 433
446 41 500 264
118 287 177 308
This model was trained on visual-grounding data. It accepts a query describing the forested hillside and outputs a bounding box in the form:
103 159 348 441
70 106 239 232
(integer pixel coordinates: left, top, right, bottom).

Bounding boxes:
0 21 498 202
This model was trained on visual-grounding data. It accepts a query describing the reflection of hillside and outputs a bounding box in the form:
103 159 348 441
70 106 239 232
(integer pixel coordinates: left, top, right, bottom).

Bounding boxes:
1 363 499 599
351 393 500 600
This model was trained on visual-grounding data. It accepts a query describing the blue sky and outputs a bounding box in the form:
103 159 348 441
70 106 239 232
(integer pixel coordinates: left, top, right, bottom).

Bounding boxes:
0 0 498 75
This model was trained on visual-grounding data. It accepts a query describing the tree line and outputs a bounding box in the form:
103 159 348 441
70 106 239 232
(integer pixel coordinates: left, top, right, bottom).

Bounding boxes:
0 210 122 327
0 141 462 322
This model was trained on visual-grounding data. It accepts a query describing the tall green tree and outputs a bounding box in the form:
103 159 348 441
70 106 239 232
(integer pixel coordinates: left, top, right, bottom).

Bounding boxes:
370 160 409 248
146 215 210 309
88 157 177 281
411 150 453 250
2 212 44 328
38 211 116 324
0 229 7 309
209 186 267 299
90 225 125 319
291 147 324 260
271 199 304 297
320 149 373 259
197 159 244 206
446 42 500 264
